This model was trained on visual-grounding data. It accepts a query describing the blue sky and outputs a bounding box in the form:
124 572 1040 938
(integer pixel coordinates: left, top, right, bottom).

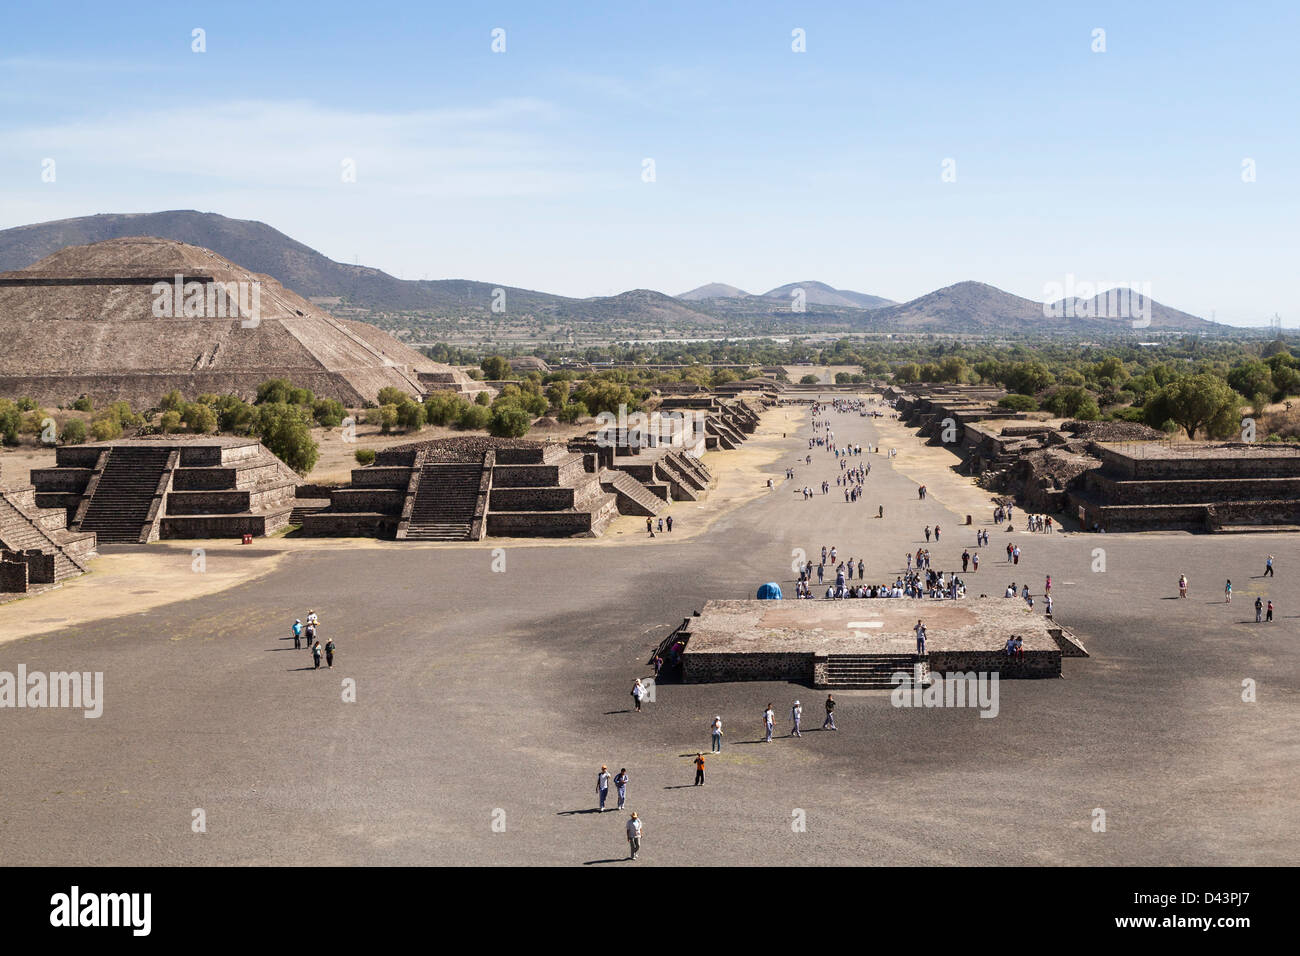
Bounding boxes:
2 0 1296 324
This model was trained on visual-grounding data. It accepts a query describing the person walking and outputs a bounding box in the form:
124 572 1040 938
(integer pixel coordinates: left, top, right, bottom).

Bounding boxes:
1255 596 1263 623
693 752 706 786
613 768 628 810
292 618 303 650
1265 554 1274 577
790 700 803 738
972 552 979 572
1178 574 1188 598
763 703 774 743
1266 600 1274 622
311 641 322 670
597 765 611 812
1225 579 1233 603
710 716 723 753
626 812 642 860
632 678 645 712
666 515 673 532
822 694 837 731
324 638 335 668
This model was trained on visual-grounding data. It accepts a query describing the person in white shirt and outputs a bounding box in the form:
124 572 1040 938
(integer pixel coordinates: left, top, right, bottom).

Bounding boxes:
626 812 642 860
632 678 645 712
763 704 774 742
597 766 611 812
790 700 803 737
710 716 723 753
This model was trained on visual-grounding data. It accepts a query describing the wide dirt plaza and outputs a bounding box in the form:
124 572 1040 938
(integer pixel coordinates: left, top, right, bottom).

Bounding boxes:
1 395 1294 866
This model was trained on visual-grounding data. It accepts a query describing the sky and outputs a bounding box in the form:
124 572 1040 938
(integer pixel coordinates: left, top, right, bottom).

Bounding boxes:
1 0 1297 325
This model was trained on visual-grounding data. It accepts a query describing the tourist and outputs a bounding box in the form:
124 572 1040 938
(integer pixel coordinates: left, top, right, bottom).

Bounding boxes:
646 517 653 536
632 678 646 712
626 812 642 860
1179 574 1188 598
657 517 664 533
1255 597 1263 623
962 550 970 572
305 620 317 645
972 553 979 572
666 515 673 532
710 716 724 752
614 768 628 810
822 694 837 731
914 620 927 655
878 504 884 518
764 703 774 742
1045 594 1053 617
1044 574 1051 594
925 526 931 543
1267 600 1274 622
693 752 706 786
292 618 302 650
1225 579 1233 603
312 641 322 670
1013 546 1021 566
790 700 803 737
597 765 611 811
934 524 941 541
324 637 336 668
1265 554 1274 577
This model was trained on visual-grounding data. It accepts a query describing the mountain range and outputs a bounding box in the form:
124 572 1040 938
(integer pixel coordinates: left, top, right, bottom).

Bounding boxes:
0 210 1220 333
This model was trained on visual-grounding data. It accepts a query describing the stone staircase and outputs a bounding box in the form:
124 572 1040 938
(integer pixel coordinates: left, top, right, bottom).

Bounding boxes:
405 462 484 540
599 468 666 516
0 493 87 583
78 446 174 543
823 653 925 689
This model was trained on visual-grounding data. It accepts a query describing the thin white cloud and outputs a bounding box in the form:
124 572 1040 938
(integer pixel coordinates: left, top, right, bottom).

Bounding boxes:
1 97 600 198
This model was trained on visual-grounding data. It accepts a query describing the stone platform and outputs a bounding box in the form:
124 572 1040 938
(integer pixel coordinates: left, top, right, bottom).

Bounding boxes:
679 598 1085 686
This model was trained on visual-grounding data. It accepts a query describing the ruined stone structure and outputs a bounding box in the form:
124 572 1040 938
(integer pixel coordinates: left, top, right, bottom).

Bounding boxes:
30 437 299 542
675 599 1086 687
0 462 97 596
0 237 490 407
1070 442 1300 532
300 437 620 540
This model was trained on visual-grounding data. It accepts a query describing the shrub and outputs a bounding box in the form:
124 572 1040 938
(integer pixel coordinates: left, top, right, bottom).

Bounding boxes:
159 410 183 433
425 392 471 427
90 418 123 442
71 395 93 412
378 404 399 434
159 390 185 412
456 404 492 430
255 403 319 474
312 398 346 428
0 399 21 446
557 401 588 423
997 394 1038 412
60 419 88 444
481 355 511 380
181 402 219 434
488 403 532 438
799 374 820 385
396 400 426 432
376 386 410 407
354 448 377 466
475 390 491 406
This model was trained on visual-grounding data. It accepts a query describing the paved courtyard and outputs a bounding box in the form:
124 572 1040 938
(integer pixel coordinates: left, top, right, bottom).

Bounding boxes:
1 396 1296 866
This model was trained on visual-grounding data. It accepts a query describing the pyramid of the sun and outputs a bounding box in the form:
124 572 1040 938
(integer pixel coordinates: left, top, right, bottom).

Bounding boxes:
0 236 488 407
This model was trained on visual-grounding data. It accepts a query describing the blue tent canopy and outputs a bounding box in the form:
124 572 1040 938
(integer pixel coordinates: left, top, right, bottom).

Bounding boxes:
756 582 783 600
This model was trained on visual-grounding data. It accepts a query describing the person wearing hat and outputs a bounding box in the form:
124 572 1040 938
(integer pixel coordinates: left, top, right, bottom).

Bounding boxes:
597 765 611 812
790 700 802 738
693 752 705 786
292 618 302 650
626 811 642 860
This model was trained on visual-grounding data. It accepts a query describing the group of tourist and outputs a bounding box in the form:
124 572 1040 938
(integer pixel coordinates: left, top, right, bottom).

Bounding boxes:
645 514 674 536
290 610 336 669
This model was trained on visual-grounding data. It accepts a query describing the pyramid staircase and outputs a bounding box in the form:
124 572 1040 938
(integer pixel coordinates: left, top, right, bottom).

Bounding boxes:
822 654 926 690
403 461 486 540
76 446 175 543
0 491 93 587
599 468 667 516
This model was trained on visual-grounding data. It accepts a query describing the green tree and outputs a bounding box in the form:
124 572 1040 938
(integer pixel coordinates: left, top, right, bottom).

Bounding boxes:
159 390 185 412
376 386 410 407
72 395 94 412
1145 373 1242 440
481 355 511 380
456 404 492 430
396 400 426 432
181 402 218 434
488 403 532 437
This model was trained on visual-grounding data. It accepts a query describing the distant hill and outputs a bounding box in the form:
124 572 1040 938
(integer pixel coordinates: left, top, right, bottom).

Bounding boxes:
0 210 568 313
861 281 1218 332
678 282 751 300
760 281 894 310
0 212 1221 335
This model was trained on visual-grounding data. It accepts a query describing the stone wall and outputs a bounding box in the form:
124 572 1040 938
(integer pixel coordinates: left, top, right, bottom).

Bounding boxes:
682 652 815 684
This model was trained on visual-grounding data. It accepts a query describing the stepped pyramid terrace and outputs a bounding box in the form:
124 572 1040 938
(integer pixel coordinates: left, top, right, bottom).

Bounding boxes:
0 237 490 407
0 462 97 598
30 436 301 542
